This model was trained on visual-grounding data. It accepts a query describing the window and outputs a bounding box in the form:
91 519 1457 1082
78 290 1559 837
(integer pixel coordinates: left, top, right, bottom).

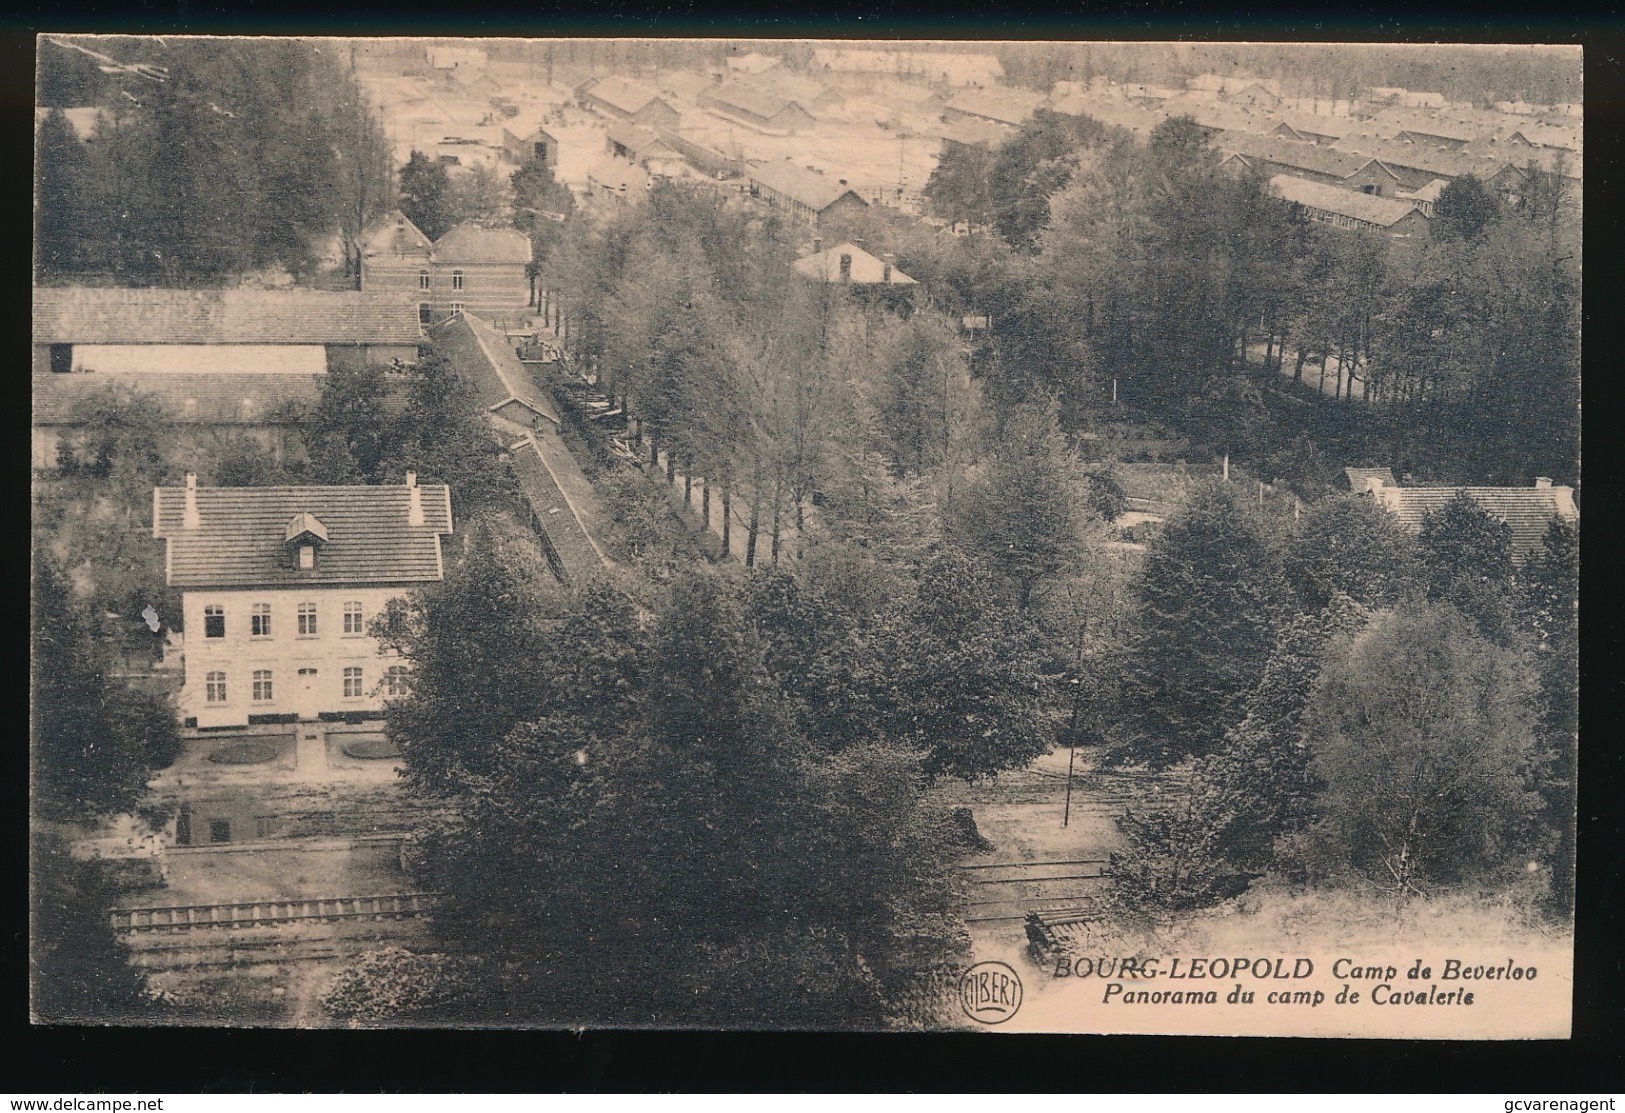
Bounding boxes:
252 670 273 702
49 343 72 373
343 601 364 635
297 544 315 571
251 603 272 638
385 665 411 697
204 604 225 639
206 671 227 703
297 603 318 636
209 819 232 844
418 268 430 290
254 816 283 839
419 303 433 325
343 667 364 698
175 807 192 846
450 302 464 314
451 269 465 290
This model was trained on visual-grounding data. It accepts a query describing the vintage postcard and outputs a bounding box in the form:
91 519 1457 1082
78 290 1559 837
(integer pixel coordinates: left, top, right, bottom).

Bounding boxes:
31 35 1579 1036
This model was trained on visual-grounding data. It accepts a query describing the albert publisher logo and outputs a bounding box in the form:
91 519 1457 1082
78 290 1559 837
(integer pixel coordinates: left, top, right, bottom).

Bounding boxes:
959 961 1023 1024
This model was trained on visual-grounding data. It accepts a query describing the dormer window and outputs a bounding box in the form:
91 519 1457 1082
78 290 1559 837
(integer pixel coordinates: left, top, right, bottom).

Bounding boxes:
285 511 329 572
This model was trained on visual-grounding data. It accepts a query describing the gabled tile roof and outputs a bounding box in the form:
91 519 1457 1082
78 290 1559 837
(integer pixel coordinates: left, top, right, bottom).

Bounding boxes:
33 288 425 346
430 312 561 425
584 75 668 116
362 210 433 258
430 223 533 265
154 482 454 588
939 116 1010 148
33 371 327 425
1269 175 1425 228
749 160 867 212
793 243 916 285
1371 484 1578 563
944 86 1048 126
705 82 815 124
508 434 609 584
1220 133 1377 179
605 120 672 157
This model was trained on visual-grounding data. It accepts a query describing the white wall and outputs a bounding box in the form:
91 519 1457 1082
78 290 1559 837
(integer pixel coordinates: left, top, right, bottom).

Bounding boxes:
72 345 328 375
180 585 413 727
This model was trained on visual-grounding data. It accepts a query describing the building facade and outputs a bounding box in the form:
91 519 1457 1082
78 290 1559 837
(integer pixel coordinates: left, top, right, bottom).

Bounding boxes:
32 287 424 375
153 474 454 728
362 213 533 326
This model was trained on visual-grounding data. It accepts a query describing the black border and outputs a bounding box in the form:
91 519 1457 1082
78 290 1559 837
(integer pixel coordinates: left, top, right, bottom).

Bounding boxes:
9 7 1622 1093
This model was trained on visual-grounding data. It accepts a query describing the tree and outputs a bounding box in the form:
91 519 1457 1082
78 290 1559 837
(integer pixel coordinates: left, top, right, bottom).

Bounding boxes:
1113 481 1285 765
448 163 510 228
1417 492 1517 643
1517 517 1579 912
391 570 969 1028
1282 493 1423 612
1433 174 1499 241
382 347 518 515
922 141 996 231
379 516 562 796
1303 604 1544 900
31 829 155 1023
1109 596 1371 911
952 399 1089 608
35 108 92 277
874 550 1053 781
32 555 181 820
305 362 392 484
399 151 455 242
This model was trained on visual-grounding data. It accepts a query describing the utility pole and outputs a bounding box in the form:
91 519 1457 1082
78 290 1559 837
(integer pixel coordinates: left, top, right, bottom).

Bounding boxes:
1062 677 1082 828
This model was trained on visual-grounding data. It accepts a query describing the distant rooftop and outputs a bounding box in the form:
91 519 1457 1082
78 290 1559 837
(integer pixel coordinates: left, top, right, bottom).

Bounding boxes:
793 243 916 285
34 288 425 347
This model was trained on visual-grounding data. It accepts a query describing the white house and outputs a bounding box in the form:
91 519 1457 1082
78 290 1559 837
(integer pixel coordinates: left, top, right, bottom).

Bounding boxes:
153 474 454 728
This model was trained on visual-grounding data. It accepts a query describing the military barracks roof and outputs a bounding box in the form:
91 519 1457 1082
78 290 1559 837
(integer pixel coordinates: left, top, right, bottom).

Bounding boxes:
430 312 561 425
153 481 454 588
706 82 813 123
944 86 1048 127
33 288 425 346
1371 483 1577 563
1268 175 1425 228
507 434 610 584
33 371 327 425
749 160 867 212
585 75 668 116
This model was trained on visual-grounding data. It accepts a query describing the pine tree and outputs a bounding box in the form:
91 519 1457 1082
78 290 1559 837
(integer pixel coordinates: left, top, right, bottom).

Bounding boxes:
399 151 456 242
1113 481 1285 765
34 109 92 278
1417 492 1517 644
32 555 181 820
953 399 1087 609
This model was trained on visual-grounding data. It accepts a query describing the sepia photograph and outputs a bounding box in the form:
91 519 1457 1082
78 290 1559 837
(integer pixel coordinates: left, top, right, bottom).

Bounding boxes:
30 34 1580 1036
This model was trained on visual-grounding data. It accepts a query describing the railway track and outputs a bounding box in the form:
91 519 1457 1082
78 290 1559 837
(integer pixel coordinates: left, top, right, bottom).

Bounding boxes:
959 857 1111 924
110 892 439 934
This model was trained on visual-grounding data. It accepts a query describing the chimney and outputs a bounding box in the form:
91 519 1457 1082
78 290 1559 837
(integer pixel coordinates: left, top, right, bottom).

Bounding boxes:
407 470 424 525
882 252 895 282
183 472 201 529
838 178 848 186
1534 476 1552 490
